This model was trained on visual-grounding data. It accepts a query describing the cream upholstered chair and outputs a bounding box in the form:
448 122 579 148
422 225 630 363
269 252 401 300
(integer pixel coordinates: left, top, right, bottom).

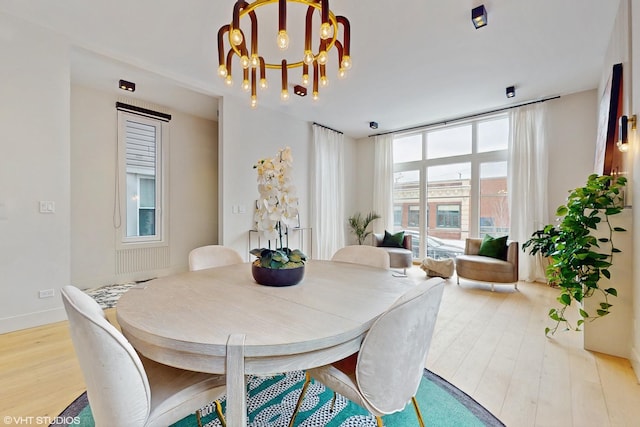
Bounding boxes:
289 278 445 427
331 245 391 270
188 245 244 271
61 286 227 427
455 238 519 291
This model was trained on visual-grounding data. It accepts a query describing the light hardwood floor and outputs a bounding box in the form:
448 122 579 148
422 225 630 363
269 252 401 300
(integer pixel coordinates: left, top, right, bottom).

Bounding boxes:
1 269 639 426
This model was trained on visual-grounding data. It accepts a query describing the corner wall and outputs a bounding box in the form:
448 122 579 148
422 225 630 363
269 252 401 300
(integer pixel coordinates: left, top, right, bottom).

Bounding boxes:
630 0 640 381
0 14 71 332
70 85 219 289
219 96 357 258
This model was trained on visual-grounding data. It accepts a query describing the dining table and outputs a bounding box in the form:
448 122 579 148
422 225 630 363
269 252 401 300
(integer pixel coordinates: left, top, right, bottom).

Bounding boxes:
116 259 417 427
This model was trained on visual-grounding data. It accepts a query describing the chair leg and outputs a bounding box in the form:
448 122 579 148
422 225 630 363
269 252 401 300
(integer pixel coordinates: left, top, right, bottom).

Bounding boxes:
375 416 384 427
491 283 495 292
289 372 312 427
515 281 518 291
329 391 337 412
196 409 203 427
411 396 425 427
457 275 460 285
215 400 227 427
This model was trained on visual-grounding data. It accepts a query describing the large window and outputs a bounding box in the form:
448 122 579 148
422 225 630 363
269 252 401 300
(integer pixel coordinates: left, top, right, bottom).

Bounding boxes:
392 115 509 259
118 108 168 244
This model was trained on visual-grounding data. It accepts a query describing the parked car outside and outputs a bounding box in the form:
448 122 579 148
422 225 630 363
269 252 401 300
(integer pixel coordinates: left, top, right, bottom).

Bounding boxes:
404 231 464 259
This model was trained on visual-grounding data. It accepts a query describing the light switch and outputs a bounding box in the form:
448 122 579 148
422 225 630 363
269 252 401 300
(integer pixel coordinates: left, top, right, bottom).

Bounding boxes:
239 204 246 214
39 201 55 213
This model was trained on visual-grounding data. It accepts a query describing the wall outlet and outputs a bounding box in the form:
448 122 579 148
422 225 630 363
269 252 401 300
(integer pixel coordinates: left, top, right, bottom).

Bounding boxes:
38 289 55 298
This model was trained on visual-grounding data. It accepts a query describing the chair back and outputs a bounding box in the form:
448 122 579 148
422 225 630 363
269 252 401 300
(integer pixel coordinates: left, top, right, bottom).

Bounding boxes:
188 245 244 271
356 278 444 414
331 245 391 270
61 286 151 426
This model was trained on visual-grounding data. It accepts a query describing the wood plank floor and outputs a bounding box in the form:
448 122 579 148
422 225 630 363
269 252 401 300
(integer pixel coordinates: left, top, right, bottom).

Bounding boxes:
1 268 639 426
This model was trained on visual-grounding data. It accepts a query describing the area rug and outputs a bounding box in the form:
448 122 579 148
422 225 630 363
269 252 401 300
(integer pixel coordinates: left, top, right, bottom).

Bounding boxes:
53 370 504 427
83 282 136 309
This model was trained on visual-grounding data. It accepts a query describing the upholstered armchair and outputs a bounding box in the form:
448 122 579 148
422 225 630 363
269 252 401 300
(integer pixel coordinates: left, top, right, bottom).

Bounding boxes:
372 233 413 274
455 238 519 291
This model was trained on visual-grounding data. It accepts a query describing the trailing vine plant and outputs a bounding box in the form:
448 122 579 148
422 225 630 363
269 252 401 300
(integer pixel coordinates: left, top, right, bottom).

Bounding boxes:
522 174 627 335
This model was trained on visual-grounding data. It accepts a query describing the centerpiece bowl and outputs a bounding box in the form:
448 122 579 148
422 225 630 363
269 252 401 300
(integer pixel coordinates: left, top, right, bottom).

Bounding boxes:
251 262 305 287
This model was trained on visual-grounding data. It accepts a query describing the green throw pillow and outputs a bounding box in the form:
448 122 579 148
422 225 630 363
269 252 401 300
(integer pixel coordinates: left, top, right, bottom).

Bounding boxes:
381 230 405 248
478 235 508 260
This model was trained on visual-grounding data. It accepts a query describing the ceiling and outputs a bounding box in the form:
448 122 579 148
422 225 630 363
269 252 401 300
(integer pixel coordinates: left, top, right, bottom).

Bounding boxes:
0 0 621 138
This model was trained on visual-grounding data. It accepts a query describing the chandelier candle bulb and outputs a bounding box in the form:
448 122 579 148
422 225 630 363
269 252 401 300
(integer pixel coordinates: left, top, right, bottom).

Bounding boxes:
218 0 352 106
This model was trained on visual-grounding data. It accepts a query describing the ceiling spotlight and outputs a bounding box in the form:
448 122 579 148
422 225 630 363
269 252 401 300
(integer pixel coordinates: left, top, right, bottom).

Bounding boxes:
472 5 487 29
369 121 378 130
506 86 516 98
293 84 307 97
119 79 135 92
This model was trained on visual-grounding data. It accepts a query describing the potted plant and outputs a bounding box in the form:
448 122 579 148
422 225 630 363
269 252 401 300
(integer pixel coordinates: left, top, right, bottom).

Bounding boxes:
348 212 381 245
250 147 307 286
522 174 627 335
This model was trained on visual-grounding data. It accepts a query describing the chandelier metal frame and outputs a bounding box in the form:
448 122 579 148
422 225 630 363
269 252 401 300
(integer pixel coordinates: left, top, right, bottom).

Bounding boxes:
217 0 352 108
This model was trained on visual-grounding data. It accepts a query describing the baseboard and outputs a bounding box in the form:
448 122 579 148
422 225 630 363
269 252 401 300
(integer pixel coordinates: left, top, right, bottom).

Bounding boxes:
631 347 640 383
0 307 67 334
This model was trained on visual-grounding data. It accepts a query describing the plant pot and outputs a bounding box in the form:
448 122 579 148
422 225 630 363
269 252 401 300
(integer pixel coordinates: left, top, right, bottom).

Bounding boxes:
251 263 305 287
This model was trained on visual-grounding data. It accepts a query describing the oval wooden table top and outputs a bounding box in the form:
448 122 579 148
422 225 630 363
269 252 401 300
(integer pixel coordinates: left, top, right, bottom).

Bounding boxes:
116 259 416 426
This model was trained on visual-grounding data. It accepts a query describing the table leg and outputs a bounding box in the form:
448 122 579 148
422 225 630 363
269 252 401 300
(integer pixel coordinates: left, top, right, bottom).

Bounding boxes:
226 334 247 427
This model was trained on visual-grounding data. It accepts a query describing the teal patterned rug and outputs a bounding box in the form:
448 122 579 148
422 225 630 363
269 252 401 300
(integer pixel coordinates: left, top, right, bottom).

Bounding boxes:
54 370 504 427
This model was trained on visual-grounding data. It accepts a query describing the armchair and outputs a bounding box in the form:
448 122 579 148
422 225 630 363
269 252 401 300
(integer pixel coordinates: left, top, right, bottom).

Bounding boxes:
455 238 519 291
372 233 413 274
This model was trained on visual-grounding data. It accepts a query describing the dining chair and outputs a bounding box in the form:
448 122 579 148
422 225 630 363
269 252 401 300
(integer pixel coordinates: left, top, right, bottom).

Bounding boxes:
188 244 244 271
330 245 391 270
61 285 227 427
289 278 445 427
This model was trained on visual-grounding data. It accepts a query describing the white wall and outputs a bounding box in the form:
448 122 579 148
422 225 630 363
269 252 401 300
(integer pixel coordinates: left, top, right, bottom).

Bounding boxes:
545 90 600 218
219 96 357 258
629 0 640 379
70 85 218 288
0 13 219 333
0 14 71 332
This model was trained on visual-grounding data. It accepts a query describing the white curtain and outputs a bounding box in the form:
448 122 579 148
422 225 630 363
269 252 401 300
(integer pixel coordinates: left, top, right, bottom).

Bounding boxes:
311 124 345 260
372 134 394 234
508 104 549 282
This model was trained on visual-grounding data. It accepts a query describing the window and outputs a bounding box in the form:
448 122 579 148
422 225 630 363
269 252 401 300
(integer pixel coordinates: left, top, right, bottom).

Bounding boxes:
393 206 402 226
117 105 169 244
392 115 509 259
436 204 461 228
408 205 420 227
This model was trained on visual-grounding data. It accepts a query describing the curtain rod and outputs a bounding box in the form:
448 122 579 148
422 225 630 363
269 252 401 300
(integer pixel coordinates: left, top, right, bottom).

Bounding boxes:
368 95 560 137
313 121 343 135
116 102 172 122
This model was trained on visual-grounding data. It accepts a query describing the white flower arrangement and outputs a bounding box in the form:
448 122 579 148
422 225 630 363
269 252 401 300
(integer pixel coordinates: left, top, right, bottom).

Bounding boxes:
251 147 306 269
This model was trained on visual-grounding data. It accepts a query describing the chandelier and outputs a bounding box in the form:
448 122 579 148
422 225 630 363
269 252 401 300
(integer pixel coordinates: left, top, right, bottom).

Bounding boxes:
217 0 352 108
